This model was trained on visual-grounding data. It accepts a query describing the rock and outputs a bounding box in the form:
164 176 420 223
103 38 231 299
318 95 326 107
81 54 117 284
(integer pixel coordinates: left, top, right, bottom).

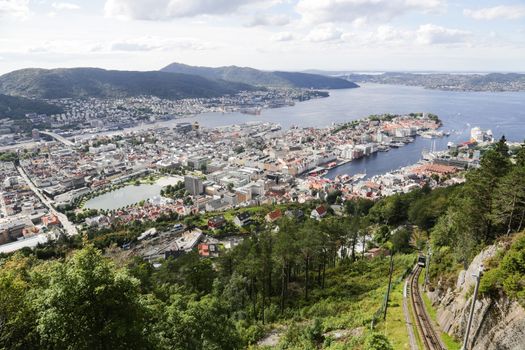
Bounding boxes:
430 244 525 350
257 329 282 347
324 327 364 340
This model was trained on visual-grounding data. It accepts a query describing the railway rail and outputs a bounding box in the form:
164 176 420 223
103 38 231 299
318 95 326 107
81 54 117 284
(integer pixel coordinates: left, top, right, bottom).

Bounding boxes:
409 266 446 350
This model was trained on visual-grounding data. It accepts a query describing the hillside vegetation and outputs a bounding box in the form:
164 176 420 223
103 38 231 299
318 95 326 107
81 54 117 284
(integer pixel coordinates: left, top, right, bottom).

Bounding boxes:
0 93 63 119
0 68 257 100
161 62 359 89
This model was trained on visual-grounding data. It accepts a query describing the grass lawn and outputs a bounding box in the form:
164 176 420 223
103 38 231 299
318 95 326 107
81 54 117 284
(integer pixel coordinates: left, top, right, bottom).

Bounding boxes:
377 281 411 349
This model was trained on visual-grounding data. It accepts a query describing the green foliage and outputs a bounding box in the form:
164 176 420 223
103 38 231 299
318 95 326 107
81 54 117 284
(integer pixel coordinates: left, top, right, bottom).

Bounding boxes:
0 67 257 99
407 186 455 230
162 62 357 89
153 294 242 350
0 255 39 349
33 245 151 350
390 227 411 254
364 332 394 350
0 93 63 119
480 233 525 306
0 151 19 162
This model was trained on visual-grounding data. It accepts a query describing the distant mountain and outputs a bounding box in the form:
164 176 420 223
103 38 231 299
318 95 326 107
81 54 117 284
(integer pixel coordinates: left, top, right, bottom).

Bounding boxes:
302 69 354 76
161 62 359 89
0 93 63 119
343 72 525 92
0 68 257 100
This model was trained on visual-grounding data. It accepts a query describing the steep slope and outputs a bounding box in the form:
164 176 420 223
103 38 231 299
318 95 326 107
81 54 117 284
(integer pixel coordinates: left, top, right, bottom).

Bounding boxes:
429 241 525 350
0 68 257 100
0 93 63 119
161 62 359 89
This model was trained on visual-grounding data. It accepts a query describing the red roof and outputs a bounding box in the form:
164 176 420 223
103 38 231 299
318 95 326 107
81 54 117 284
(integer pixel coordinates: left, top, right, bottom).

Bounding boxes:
266 208 282 221
315 205 327 215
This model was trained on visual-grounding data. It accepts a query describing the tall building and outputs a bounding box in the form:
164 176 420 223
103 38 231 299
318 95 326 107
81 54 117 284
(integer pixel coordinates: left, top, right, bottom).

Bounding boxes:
184 175 203 196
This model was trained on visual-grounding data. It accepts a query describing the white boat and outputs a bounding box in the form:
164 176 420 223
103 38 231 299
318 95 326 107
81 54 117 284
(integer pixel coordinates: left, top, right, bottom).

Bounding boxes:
352 173 366 182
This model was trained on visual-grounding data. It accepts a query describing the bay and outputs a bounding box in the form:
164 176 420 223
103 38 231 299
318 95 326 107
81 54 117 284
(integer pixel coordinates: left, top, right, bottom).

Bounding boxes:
174 83 525 179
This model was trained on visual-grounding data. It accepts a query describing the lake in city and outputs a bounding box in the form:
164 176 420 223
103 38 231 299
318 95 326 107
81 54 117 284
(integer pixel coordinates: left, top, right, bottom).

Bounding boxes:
87 83 525 182
84 177 181 211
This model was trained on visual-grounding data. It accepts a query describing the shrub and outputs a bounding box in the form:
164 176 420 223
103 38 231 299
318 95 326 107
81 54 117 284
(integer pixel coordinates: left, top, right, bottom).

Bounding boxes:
364 332 394 350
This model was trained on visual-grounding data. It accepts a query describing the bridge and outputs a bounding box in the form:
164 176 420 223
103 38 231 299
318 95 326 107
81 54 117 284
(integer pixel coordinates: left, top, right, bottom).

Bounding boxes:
39 131 75 147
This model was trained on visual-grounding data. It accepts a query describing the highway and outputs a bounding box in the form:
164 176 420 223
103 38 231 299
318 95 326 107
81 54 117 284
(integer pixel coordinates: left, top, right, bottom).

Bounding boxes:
16 166 78 236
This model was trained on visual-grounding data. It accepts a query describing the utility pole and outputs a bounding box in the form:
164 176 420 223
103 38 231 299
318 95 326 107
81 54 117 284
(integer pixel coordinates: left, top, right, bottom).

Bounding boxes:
461 265 484 350
424 246 432 291
383 252 394 320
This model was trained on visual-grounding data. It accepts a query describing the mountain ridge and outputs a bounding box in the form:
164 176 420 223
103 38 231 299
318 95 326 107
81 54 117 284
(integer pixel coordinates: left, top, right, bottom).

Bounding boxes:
0 67 258 100
161 62 358 89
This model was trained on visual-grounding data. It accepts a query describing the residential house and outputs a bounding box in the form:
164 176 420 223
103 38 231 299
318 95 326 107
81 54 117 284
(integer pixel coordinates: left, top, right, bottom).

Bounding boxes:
233 212 252 227
310 205 327 220
198 243 220 257
208 215 226 230
265 208 282 223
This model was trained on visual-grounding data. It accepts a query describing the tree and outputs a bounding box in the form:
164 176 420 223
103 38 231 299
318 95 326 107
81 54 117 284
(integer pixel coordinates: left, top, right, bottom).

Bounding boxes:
491 165 525 234
298 221 322 300
391 227 411 254
33 245 151 350
0 255 39 350
494 135 509 158
273 218 298 312
155 294 242 350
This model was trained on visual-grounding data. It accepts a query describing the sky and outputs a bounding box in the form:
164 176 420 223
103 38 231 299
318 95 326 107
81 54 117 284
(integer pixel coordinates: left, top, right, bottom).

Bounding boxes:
0 0 524 74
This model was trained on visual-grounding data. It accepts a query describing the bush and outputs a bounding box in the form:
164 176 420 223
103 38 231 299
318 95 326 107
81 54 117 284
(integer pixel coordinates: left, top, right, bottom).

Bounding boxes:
479 233 525 306
364 332 394 350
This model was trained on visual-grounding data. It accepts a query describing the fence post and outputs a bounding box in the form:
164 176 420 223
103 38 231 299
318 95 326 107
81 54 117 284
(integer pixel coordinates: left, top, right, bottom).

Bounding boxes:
383 253 394 320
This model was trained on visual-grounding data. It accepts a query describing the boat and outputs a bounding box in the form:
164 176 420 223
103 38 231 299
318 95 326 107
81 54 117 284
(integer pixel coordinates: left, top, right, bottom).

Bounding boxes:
389 142 405 148
308 167 327 177
352 173 366 182
326 161 337 169
340 174 352 183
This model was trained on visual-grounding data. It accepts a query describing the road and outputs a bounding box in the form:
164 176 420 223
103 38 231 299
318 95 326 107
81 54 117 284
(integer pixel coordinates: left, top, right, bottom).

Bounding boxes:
39 131 75 146
17 165 78 236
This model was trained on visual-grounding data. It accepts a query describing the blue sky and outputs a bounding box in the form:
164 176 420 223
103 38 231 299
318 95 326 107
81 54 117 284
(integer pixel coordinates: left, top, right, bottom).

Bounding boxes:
0 0 524 74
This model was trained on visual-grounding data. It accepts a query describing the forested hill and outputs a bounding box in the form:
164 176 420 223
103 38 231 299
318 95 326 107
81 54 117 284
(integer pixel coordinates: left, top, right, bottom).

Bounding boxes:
1 139 524 349
0 68 258 100
0 93 63 119
161 62 359 89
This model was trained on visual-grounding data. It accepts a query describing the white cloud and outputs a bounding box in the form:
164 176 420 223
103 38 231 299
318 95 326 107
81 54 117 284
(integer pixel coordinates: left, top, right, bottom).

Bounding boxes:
104 0 266 20
51 2 80 11
372 25 411 44
108 37 220 52
305 24 343 42
463 6 525 21
246 13 290 27
296 0 443 24
415 24 470 45
0 0 30 18
271 31 294 42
